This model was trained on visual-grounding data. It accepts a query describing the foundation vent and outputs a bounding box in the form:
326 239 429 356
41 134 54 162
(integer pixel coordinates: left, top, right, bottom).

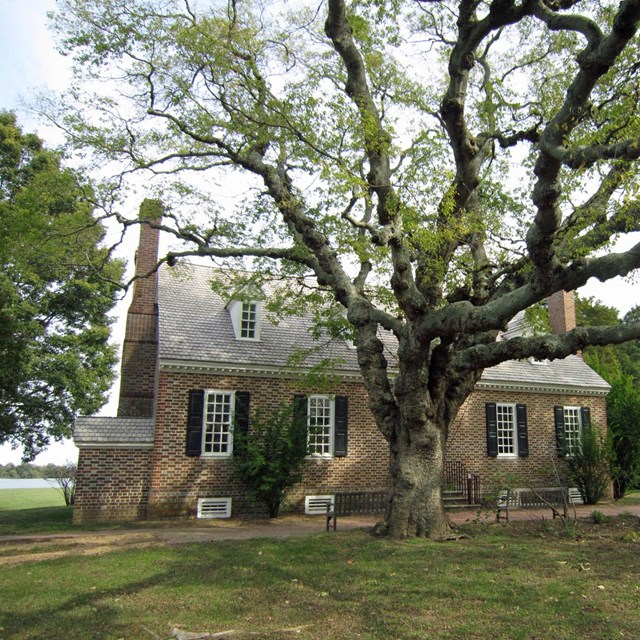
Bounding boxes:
305 495 334 515
197 497 232 519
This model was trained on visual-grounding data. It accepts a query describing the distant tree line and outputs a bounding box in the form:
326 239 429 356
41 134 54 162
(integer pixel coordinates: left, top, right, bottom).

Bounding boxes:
0 462 75 479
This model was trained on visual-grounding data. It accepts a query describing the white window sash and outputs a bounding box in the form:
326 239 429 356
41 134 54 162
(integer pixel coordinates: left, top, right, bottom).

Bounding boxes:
307 395 335 457
563 406 582 454
496 402 518 458
201 390 235 457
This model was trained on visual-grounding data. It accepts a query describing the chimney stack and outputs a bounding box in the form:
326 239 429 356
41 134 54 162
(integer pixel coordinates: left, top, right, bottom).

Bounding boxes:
117 199 163 417
548 290 576 334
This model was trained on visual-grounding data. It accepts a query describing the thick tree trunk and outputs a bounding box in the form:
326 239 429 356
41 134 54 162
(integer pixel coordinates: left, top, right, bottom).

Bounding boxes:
355 323 475 540
382 422 454 539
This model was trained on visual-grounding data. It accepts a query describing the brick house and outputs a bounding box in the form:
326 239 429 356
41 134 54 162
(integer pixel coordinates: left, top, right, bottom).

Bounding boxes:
73 218 610 523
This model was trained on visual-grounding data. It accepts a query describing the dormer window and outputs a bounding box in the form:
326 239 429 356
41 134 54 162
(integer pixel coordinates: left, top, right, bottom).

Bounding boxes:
229 299 261 341
240 301 258 339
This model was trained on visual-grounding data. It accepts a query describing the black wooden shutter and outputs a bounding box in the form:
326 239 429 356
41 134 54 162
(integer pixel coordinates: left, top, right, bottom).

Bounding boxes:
486 403 498 457
516 404 529 457
293 395 307 431
580 406 592 430
554 405 566 456
334 396 348 457
233 392 251 455
185 389 205 456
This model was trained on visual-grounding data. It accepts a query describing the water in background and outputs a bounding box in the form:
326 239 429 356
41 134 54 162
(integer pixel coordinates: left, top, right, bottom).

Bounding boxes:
0 478 55 489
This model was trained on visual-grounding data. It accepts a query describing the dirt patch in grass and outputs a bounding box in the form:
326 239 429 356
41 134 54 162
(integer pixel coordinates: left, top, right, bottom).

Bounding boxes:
477 512 640 543
0 531 161 566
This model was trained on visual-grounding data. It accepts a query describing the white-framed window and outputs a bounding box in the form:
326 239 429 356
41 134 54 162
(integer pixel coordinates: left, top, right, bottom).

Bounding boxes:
563 406 582 454
240 301 258 339
229 299 261 341
307 395 334 457
202 390 235 456
496 403 517 457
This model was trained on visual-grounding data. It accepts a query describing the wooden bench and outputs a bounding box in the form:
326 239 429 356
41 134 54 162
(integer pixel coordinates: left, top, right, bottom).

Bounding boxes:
326 490 388 531
496 487 571 522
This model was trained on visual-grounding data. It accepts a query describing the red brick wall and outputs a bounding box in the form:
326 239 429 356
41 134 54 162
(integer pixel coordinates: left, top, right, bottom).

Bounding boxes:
73 448 152 523
75 369 609 522
118 209 160 417
448 388 607 497
147 371 390 518
117 312 158 417
129 216 161 316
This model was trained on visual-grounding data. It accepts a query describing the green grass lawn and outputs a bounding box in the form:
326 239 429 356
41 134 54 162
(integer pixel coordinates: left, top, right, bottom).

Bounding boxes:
0 488 72 534
2 516 640 640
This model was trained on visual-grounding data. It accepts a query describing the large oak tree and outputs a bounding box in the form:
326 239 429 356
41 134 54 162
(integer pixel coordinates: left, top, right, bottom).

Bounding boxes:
47 0 640 538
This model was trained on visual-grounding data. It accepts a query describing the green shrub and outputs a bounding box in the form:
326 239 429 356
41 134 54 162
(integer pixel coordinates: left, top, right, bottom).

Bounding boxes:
568 427 610 505
591 510 606 524
231 404 308 518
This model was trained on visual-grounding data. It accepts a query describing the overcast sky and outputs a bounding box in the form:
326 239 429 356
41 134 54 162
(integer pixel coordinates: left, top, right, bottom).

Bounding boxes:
1 1 638 465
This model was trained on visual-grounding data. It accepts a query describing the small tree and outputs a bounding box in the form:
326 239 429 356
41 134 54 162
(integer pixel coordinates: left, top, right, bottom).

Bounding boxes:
567 428 610 505
231 405 308 518
48 461 77 506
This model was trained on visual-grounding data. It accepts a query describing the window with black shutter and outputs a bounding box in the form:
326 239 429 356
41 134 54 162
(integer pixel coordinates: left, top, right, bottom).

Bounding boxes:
293 394 347 457
487 402 526 457
556 405 592 456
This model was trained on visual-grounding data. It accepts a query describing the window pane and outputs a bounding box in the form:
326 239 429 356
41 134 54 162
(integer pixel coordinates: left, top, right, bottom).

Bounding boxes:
203 392 233 454
564 407 581 453
240 302 257 339
308 396 333 455
496 404 515 455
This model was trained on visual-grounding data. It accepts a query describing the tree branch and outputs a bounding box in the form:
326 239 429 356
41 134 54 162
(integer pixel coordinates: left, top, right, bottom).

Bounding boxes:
526 0 640 281
455 321 640 372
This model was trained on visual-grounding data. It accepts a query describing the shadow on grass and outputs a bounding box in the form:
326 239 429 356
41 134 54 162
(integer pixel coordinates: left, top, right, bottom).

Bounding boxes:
0 505 73 535
4 525 640 640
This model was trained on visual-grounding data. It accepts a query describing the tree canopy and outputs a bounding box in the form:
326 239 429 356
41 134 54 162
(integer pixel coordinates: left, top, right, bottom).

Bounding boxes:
0 112 123 460
46 0 640 537
576 297 640 498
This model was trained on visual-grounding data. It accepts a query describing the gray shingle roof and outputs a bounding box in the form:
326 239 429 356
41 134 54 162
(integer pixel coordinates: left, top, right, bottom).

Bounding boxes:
74 417 155 447
479 355 610 393
158 263 365 372
158 262 608 393
76 266 609 448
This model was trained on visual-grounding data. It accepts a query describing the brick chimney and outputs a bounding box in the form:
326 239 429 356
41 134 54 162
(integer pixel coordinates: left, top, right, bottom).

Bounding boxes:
117 199 163 417
548 290 576 334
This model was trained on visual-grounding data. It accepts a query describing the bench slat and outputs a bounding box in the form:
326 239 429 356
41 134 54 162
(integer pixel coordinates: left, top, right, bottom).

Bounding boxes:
327 490 387 530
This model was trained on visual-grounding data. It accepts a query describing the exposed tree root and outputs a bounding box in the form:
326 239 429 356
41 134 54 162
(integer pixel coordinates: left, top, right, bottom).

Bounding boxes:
369 518 467 541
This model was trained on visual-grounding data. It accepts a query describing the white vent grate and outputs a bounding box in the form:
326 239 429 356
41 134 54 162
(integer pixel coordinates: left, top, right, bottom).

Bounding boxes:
197 497 232 519
305 495 334 515
568 488 584 505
